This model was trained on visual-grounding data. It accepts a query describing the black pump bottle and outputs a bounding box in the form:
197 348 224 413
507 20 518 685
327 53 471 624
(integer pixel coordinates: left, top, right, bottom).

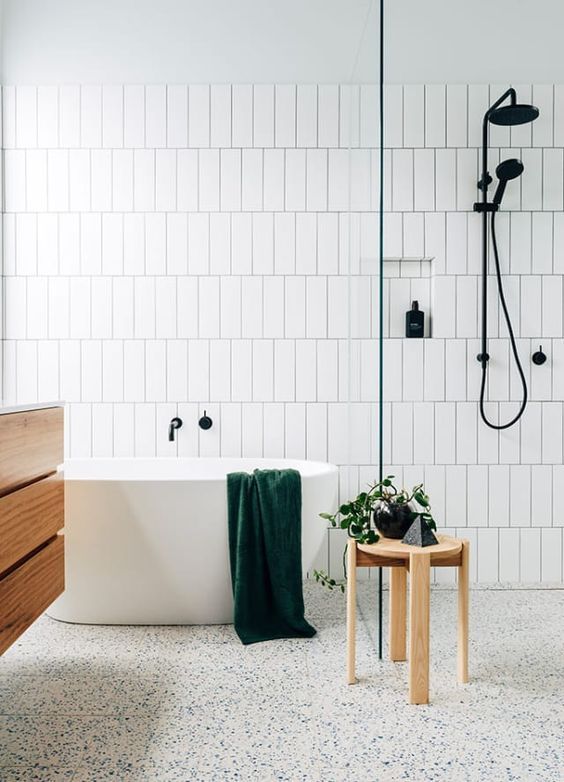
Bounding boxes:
405 300 424 338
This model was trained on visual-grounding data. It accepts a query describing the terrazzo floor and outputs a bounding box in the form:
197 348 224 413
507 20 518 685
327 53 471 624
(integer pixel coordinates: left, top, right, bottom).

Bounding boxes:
1 584 563 782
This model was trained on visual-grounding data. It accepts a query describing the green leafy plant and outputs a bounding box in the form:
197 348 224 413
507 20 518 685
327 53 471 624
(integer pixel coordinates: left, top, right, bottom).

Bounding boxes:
313 475 436 590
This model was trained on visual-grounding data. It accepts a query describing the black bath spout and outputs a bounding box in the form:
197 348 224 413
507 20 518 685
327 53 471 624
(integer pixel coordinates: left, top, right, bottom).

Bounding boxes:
169 417 183 441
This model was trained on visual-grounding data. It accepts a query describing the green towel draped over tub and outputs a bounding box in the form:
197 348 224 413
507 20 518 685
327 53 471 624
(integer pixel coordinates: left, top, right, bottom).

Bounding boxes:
227 468 316 645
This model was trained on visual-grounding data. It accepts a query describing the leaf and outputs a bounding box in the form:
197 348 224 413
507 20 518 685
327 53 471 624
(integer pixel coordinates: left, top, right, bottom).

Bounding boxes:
319 512 334 520
340 519 349 529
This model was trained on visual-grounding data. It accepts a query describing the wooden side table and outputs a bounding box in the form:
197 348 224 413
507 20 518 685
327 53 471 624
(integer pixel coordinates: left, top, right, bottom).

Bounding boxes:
346 534 469 705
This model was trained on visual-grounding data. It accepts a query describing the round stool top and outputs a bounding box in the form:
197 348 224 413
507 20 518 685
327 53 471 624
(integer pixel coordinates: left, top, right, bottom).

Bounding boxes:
358 534 462 561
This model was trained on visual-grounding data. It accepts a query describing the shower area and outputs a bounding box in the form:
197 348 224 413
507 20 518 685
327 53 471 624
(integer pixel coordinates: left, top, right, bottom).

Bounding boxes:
1 0 564 593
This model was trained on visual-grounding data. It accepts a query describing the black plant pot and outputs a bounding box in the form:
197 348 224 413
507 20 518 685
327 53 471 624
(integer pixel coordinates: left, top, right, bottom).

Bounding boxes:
373 501 414 539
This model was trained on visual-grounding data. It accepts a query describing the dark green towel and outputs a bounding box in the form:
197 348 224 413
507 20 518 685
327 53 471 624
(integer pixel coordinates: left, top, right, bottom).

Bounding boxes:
227 468 316 645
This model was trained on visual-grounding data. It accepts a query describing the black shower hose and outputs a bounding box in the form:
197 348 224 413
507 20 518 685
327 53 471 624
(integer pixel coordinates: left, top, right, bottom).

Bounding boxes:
479 210 528 429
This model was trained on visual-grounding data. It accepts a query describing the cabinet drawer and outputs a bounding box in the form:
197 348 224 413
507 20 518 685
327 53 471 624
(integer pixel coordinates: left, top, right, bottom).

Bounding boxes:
0 407 63 498
0 535 64 655
0 474 64 576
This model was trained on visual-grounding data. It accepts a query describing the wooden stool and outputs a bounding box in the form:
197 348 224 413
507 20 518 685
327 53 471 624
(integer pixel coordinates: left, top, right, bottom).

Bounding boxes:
346 534 469 705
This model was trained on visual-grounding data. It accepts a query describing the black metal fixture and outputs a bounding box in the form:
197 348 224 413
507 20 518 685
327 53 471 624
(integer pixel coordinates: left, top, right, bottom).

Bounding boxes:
473 88 539 429
198 411 213 430
168 417 183 441
532 346 547 366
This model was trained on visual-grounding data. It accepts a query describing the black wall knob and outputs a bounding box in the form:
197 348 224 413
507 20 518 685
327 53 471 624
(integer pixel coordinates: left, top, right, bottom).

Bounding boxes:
532 346 547 366
198 410 213 430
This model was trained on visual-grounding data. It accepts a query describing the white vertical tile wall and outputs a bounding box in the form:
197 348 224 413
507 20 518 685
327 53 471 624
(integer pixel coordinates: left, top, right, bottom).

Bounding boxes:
2 83 564 583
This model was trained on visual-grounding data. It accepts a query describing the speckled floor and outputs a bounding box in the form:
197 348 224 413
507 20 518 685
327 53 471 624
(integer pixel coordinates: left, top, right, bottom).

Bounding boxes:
1 584 563 782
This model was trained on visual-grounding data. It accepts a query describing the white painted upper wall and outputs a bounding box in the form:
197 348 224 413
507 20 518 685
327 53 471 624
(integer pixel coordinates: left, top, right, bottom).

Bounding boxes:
1 0 564 84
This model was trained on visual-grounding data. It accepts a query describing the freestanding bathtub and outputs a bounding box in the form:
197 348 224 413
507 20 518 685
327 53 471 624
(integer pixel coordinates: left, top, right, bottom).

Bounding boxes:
48 457 338 625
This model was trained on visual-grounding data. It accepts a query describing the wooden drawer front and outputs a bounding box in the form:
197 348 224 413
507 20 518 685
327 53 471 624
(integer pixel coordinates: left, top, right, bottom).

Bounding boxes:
0 535 64 655
0 407 64 498
0 474 64 576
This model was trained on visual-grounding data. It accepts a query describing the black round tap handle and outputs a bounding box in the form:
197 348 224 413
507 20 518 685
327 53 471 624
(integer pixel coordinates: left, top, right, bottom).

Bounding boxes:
198 410 213 430
532 346 547 366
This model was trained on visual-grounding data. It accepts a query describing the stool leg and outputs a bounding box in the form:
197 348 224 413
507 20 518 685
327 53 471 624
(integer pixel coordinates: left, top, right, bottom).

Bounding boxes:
408 552 430 705
389 566 407 661
346 540 357 685
458 539 470 684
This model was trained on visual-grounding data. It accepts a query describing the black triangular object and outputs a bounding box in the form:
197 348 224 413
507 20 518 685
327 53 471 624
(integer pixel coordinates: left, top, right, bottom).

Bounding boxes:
402 516 439 547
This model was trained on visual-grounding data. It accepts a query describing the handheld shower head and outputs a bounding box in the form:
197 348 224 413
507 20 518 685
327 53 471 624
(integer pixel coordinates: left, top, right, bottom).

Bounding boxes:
493 158 524 206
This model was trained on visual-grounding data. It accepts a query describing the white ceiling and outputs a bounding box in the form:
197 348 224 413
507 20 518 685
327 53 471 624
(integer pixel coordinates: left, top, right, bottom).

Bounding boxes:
2 0 564 84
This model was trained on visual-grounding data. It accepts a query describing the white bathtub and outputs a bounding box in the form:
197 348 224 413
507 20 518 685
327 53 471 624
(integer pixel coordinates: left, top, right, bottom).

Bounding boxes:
48 457 338 625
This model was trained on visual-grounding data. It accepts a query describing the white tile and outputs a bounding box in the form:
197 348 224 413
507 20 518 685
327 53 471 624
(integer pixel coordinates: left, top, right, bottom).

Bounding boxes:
431 276 455 338
306 149 328 211
209 212 231 275
188 212 209 275
466 464 488 526
414 149 435 211
38 341 59 401
81 341 102 401
446 85 467 147
445 465 467 526
263 404 285 457
155 149 177 211
274 340 295 401
198 149 219 211
252 340 274 401
541 402 563 465
68 149 90 211
425 85 446 147
542 276 563 337
285 149 306 210
124 340 145 400
145 341 167 401
402 340 424 402
80 85 102 148
123 214 144 275
112 277 133 338
509 84 533 147
47 150 69 211
102 341 124 402
541 528 561 582
509 465 531 527
391 149 413 211
327 149 349 212
413 401 434 464
531 212 553 274
91 149 112 211
60 341 80 400
58 213 79 275
435 401 456 464
253 85 274 147
317 213 339 275
26 277 48 338
69 277 91 338
499 528 520 582
113 149 134 211
285 404 307 459
124 85 145 148
70 404 92 457
37 214 58 275
37 86 59 147
231 341 252 401
318 85 339 148
402 85 424 148
284 277 306 338
520 276 542 337
317 340 338 403
257 149 284 212
435 149 456 211
145 85 166 147
242 403 264 456
220 403 242 456
274 213 295 274
391 402 413 465
520 148 543 210
188 85 210 147
520 528 541 582
177 149 199 211
114 404 135 456
275 84 296 147
15 213 37 275
477 528 498 582
509 212 532 274
220 149 241 211
134 149 155 211
211 85 232 148
48 278 70 338
232 85 253 148
102 85 124 147
295 213 316 275
445 340 467 402
167 85 188 147
532 84 553 146
210 341 231 401
91 277 112 338
359 84 378 148
241 149 263 211
306 277 327 338
220 276 241 338
424 212 446 274
241 276 263 337
252 213 274 275
166 341 188 401
456 402 477 464
542 149 564 211
382 85 402 148
297 85 317 147
530 465 552 530
80 212 102 274
134 277 155 338
155 276 177 338
134 404 156 456
16 85 37 148
231 213 252 274
166 213 188 275
59 85 81 147
423 339 445 401
198 277 220 338
457 148 478 211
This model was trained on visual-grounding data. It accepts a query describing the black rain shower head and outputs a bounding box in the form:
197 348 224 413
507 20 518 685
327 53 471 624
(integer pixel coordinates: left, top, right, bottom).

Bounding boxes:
489 103 539 126
493 158 524 206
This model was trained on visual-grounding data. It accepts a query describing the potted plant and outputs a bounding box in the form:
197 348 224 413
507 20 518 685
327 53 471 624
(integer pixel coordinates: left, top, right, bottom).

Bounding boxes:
313 476 436 591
